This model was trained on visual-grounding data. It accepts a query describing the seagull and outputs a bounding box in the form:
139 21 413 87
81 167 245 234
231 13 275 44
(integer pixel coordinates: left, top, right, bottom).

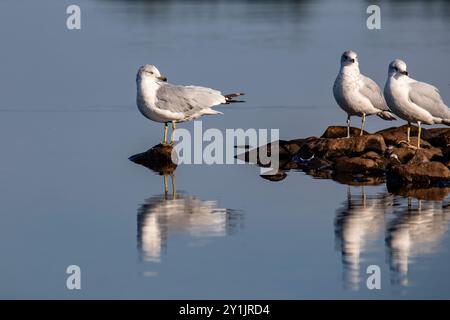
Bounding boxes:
384 59 450 149
136 64 244 145
333 50 396 138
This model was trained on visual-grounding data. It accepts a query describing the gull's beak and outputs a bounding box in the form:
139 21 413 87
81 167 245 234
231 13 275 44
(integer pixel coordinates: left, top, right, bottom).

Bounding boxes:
157 75 167 82
351 58 355 63
401 71 409 76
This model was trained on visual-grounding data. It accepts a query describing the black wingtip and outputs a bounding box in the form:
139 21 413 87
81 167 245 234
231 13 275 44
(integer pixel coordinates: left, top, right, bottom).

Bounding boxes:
224 92 245 104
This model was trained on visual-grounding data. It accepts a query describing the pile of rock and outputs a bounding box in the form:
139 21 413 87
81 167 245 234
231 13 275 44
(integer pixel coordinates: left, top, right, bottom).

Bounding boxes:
241 125 450 188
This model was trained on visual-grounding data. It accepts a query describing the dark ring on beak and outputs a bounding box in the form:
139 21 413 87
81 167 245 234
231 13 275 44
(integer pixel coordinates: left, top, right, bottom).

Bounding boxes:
351 59 355 63
401 71 409 76
158 76 168 82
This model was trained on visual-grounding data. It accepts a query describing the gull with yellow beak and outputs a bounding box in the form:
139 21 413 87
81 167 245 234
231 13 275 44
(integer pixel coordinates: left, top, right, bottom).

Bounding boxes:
384 59 450 149
136 64 244 145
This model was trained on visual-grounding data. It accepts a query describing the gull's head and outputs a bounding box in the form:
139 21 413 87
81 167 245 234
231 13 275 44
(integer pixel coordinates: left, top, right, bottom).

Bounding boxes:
136 64 167 82
388 59 409 77
340 50 359 67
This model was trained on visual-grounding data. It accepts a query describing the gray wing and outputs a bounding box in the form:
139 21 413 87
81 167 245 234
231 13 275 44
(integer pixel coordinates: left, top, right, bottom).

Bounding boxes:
359 75 390 111
409 81 450 118
155 84 225 114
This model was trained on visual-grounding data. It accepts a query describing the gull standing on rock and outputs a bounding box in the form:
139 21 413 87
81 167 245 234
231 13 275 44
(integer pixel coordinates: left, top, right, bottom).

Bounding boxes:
384 59 450 149
136 64 244 145
333 50 396 138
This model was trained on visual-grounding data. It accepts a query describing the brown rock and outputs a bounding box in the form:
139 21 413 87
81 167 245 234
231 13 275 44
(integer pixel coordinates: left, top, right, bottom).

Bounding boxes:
427 128 450 148
334 153 386 175
282 138 306 155
376 125 432 146
387 161 450 187
387 145 443 164
297 134 386 160
129 144 177 175
407 148 444 165
321 126 368 139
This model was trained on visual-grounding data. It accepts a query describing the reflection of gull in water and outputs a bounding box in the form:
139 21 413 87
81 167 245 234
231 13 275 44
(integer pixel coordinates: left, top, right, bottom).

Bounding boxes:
334 187 393 290
386 199 450 286
137 174 243 262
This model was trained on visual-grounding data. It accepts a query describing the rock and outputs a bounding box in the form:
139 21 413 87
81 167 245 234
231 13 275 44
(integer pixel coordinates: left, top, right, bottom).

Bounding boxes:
321 126 368 139
334 152 386 175
297 157 332 172
387 161 450 187
240 139 303 164
260 171 287 182
427 128 450 148
281 138 305 155
377 125 432 146
296 134 386 160
387 145 443 164
386 146 415 164
129 144 177 175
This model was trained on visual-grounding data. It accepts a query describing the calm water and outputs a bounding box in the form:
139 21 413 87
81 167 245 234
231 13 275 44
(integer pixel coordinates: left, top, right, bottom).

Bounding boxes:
0 0 449 299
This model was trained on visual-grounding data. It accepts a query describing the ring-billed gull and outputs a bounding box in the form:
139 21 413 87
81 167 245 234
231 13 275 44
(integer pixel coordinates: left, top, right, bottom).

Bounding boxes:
384 59 450 149
136 64 244 144
333 50 396 138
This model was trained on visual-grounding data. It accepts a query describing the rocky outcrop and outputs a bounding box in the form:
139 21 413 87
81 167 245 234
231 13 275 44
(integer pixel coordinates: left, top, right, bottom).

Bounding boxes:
129 144 177 175
240 125 450 188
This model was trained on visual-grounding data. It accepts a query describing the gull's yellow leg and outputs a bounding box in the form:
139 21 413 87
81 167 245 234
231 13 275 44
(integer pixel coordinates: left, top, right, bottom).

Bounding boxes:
360 113 366 136
346 115 351 138
170 121 176 145
417 121 422 149
407 123 411 144
162 122 168 145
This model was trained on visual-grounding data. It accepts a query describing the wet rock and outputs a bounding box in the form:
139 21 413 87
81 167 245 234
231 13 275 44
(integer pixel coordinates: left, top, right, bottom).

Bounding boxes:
386 146 415 164
321 126 368 139
334 152 386 175
376 125 432 146
282 138 306 155
427 128 450 148
239 139 303 164
241 125 450 188
297 157 332 173
297 134 386 160
387 161 450 187
129 144 177 175
260 171 287 182
387 146 443 165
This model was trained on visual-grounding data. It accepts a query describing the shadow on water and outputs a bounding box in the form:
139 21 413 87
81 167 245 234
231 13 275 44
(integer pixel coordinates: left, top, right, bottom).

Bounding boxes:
334 186 450 290
130 144 243 263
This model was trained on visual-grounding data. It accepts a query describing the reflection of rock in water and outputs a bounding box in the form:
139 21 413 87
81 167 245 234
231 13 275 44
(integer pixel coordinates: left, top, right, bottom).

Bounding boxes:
131 144 243 263
386 200 450 286
334 187 393 290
